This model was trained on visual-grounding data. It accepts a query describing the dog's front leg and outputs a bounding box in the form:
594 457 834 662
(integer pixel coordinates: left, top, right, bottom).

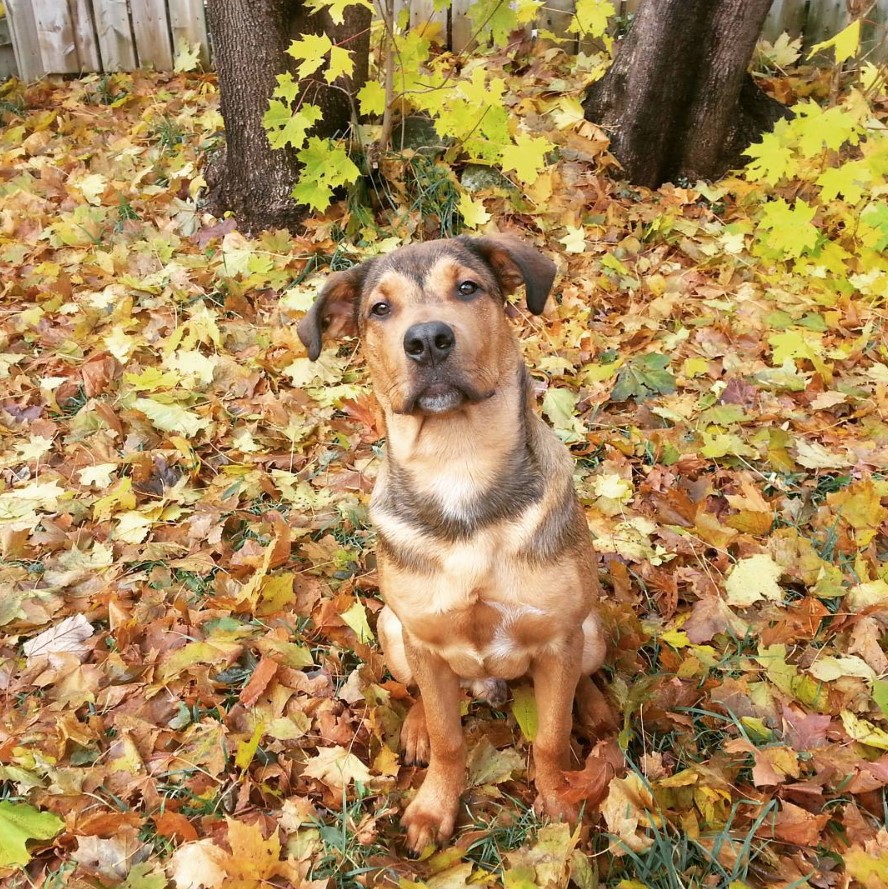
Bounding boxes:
401 634 465 854
530 631 584 822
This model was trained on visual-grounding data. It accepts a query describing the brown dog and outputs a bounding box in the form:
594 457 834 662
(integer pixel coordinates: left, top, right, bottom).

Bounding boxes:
298 235 613 853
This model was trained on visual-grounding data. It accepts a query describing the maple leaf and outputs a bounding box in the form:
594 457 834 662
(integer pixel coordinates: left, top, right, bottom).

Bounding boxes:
756 198 819 258
744 121 796 184
559 225 587 254
169 839 228 889
542 387 585 442
601 773 656 855
22 614 94 666
861 201 888 250
458 192 491 229
611 353 676 402
264 100 323 151
272 72 300 104
510 683 538 741
285 33 333 79
356 80 386 117
468 0 519 44
133 397 209 438
568 0 615 39
756 32 802 69
292 137 360 211
808 18 861 64
325 46 354 83
500 133 554 185
174 41 203 73
303 746 372 791
304 0 373 25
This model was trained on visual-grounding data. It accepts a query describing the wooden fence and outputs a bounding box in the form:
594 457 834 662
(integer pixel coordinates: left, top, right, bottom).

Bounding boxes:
2 0 886 81
4 0 208 81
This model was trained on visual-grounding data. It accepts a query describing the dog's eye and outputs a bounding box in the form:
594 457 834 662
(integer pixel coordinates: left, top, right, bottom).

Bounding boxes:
457 281 478 297
370 301 391 317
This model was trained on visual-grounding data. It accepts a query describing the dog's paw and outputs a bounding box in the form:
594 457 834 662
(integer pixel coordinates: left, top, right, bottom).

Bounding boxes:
400 700 430 766
402 782 460 855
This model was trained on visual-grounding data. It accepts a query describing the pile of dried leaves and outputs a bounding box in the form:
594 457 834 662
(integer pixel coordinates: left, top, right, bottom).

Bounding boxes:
1 44 887 889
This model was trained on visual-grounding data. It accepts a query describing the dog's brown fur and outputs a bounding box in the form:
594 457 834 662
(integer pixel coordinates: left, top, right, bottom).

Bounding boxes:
298 235 613 853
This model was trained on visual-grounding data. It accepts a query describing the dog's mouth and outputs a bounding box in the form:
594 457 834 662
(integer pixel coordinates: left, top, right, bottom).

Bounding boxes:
398 380 494 416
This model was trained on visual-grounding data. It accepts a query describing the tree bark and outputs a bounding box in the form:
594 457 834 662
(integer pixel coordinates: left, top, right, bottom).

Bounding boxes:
583 0 789 188
206 0 370 233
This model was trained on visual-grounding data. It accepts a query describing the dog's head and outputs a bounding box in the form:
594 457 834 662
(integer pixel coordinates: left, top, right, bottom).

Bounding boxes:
297 235 556 416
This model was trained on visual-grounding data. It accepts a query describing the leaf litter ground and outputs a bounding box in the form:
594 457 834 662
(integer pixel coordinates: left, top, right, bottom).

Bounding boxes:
1 50 888 889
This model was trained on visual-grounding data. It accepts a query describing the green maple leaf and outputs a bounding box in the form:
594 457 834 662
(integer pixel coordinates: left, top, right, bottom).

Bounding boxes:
768 329 823 364
392 32 431 95
808 18 860 63
744 121 796 184
0 801 64 867
816 159 870 203
500 133 553 185
286 33 332 79
272 72 300 104
468 0 519 45
357 81 386 116
293 138 360 211
756 198 819 258
610 353 676 402
568 0 615 38
305 0 373 25
861 201 888 250
325 46 354 83
264 101 322 150
793 102 861 157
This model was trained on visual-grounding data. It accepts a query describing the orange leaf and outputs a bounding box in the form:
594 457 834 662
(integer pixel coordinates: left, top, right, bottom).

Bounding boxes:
153 810 199 842
239 656 278 707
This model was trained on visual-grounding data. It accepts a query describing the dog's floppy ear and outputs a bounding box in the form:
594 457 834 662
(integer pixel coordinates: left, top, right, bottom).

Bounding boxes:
297 262 372 361
460 234 556 315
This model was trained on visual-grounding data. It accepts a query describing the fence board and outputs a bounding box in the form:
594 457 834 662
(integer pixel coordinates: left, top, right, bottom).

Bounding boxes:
450 0 473 52
130 0 174 69
539 0 576 43
763 0 808 39
93 0 137 70
168 0 210 65
5 0 42 80
805 0 849 46
410 0 447 41
0 16 19 78
71 0 101 71
32 0 78 73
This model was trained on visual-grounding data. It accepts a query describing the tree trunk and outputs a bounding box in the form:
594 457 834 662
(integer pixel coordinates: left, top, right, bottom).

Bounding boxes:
583 0 789 188
206 0 370 233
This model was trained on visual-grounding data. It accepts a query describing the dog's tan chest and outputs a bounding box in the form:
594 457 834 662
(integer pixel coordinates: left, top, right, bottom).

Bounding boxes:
375 509 588 680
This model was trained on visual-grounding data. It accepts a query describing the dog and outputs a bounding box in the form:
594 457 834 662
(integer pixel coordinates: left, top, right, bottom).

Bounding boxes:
298 235 613 854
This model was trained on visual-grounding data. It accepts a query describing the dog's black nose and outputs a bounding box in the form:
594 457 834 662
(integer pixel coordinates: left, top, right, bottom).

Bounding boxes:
403 322 455 366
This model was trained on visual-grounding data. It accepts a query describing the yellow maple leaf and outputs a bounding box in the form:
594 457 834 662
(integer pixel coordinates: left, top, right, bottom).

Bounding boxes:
500 133 554 185
808 19 861 64
724 554 783 607
458 193 491 230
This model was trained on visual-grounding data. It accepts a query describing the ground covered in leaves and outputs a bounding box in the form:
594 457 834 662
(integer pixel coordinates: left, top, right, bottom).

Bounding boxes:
1 44 888 889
